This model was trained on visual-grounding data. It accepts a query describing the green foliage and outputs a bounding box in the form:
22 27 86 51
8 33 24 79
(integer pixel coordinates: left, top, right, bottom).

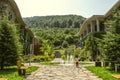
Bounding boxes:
74 48 83 59
41 40 55 57
99 33 120 61
84 34 100 61
98 8 120 62
0 68 23 80
40 61 59 66
62 40 69 48
86 66 117 80
26 66 39 73
0 19 23 70
65 35 74 44
32 55 52 62
84 34 93 51
0 66 38 80
23 15 85 28
31 28 79 47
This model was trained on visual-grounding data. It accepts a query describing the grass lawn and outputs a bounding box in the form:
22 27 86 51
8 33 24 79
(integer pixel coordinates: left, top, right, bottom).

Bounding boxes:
0 66 39 80
40 61 59 66
86 66 119 80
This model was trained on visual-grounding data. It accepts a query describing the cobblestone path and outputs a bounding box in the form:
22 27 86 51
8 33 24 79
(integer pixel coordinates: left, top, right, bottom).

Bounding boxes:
26 65 102 80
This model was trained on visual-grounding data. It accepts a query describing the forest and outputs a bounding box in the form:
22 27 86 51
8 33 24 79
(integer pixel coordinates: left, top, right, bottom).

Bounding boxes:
23 15 85 48
31 28 80 48
23 15 85 61
23 15 85 28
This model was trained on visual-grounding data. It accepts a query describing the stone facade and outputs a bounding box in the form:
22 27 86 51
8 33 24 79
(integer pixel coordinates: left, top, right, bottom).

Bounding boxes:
0 0 15 22
0 0 25 27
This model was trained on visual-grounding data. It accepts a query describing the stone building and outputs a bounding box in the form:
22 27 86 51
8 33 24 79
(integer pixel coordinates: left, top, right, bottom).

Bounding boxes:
78 0 120 48
77 0 120 60
78 15 105 47
0 0 25 27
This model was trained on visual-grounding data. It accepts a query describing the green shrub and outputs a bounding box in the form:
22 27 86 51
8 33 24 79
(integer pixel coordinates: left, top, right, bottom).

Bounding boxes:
62 40 69 48
32 55 52 62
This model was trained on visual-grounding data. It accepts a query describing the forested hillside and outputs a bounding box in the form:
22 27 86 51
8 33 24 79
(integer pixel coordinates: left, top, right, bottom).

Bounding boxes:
23 15 85 28
31 28 79 48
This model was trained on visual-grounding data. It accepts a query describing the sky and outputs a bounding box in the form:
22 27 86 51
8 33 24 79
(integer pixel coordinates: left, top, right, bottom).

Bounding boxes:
15 0 118 18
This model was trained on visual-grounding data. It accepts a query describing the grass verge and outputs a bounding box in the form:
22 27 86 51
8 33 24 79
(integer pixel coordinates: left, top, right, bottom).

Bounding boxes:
86 66 118 80
40 61 59 66
26 66 39 73
0 66 39 80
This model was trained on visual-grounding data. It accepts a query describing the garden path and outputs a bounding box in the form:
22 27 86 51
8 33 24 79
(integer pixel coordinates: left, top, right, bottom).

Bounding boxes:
25 63 102 80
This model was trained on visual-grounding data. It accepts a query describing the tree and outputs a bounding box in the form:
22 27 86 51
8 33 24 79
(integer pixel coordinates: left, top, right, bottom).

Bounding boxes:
99 8 120 62
41 40 55 57
68 19 72 27
65 35 74 44
62 40 69 48
74 21 80 28
0 19 23 70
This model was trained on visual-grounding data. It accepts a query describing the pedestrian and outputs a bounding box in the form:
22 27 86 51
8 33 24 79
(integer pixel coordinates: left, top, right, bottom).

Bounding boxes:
75 58 79 68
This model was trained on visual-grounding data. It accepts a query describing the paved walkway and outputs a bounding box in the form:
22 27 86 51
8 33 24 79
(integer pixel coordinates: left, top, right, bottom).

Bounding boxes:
26 64 102 80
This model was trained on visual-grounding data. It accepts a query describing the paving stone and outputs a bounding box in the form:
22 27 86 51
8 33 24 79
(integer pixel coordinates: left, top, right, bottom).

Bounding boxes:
26 65 102 80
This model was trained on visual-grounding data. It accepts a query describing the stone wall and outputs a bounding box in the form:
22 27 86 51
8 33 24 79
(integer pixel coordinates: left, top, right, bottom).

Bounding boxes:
0 0 16 22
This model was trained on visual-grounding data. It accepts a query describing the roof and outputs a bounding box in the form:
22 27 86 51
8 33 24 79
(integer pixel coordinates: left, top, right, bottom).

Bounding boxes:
77 0 120 36
1 0 26 27
77 15 104 36
105 0 120 18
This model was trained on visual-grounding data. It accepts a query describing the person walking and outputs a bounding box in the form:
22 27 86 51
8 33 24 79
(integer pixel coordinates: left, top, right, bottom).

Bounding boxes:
75 58 79 68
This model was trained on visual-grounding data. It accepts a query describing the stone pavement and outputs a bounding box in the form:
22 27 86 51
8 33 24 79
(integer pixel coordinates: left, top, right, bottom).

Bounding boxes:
26 65 102 80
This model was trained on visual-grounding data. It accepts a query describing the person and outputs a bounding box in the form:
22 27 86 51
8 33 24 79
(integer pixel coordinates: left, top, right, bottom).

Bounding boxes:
75 58 79 68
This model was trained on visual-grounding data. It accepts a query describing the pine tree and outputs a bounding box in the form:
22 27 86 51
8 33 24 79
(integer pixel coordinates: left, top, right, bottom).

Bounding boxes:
100 8 120 62
0 19 23 70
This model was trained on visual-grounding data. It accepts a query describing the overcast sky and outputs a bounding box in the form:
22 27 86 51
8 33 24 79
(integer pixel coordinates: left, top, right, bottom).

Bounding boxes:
15 0 118 18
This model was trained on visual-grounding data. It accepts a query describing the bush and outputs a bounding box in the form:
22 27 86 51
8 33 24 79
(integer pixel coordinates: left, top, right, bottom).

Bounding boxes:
0 19 23 70
32 55 52 62
62 40 69 48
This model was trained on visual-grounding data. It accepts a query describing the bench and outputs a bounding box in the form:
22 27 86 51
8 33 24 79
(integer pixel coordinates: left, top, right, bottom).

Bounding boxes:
112 74 120 80
18 66 29 75
0 78 8 80
17 60 29 76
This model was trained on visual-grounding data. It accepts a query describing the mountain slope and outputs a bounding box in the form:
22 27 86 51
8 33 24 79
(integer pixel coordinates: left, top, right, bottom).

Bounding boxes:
23 15 86 28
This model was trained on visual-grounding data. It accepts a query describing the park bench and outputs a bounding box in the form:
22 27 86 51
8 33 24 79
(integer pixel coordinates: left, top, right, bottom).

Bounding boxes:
17 60 29 76
0 78 8 80
112 74 120 80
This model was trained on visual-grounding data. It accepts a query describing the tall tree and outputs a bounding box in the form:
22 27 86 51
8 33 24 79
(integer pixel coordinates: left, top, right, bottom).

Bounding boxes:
99 8 120 62
0 19 23 70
